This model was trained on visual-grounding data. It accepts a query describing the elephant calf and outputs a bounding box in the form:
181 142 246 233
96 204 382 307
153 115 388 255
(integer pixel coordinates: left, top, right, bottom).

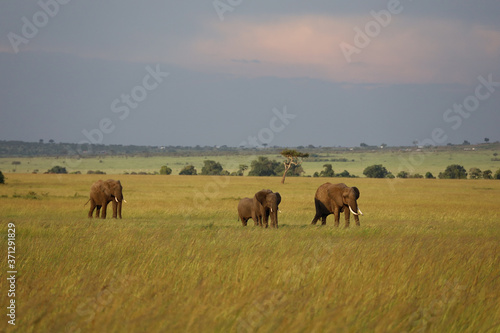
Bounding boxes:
311 182 363 227
237 190 282 228
237 197 257 226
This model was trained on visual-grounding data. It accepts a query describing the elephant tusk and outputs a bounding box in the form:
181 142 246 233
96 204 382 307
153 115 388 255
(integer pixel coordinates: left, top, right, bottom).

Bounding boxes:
115 197 119 203
279 209 282 213
349 206 358 216
123 199 127 203
358 208 363 216
271 208 273 213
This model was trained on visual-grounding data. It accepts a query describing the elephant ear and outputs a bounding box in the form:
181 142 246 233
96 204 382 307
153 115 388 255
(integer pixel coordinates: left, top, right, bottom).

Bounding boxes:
275 192 282 206
351 186 360 200
342 187 351 203
255 189 271 205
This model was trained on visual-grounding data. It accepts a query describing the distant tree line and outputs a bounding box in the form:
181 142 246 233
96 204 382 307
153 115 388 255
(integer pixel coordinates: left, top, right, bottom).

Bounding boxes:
361 163 500 180
313 164 355 178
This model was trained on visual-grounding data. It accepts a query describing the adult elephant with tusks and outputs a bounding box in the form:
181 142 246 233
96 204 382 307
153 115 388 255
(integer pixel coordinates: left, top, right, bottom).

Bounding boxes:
87 179 126 219
311 183 363 227
253 189 281 228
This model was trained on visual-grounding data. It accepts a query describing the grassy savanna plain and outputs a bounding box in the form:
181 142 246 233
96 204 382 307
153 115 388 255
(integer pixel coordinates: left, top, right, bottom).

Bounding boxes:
0 173 500 332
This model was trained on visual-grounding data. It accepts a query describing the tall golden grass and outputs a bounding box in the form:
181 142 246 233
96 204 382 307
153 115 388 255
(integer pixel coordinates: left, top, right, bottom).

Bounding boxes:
0 174 499 332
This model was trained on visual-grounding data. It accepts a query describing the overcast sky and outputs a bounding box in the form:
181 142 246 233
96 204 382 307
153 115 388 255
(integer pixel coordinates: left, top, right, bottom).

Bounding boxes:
1 1 499 147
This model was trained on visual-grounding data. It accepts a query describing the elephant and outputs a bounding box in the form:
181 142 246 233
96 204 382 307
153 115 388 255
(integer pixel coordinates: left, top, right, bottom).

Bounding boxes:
252 189 282 228
311 183 363 227
237 197 258 226
87 179 125 219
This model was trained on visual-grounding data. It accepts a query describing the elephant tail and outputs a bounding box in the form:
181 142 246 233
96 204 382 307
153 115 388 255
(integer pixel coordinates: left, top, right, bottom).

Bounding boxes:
84 199 90 207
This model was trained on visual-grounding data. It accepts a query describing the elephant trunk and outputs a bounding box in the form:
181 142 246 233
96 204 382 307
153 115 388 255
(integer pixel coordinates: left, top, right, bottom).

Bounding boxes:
270 205 279 228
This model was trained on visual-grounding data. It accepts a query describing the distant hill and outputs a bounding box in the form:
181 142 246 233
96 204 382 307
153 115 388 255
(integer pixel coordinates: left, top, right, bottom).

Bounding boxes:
0 139 498 158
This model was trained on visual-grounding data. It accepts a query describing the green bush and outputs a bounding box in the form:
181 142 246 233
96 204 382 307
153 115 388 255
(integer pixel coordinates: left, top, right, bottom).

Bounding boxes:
0 171 5 184
425 172 435 179
438 165 467 179
363 164 389 178
160 165 172 175
179 165 197 175
397 171 409 178
201 160 224 175
319 164 335 177
248 157 281 176
469 167 482 179
47 166 67 174
87 170 106 174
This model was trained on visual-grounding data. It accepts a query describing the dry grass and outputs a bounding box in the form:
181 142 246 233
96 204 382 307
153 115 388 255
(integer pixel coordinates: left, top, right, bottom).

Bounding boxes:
0 174 499 332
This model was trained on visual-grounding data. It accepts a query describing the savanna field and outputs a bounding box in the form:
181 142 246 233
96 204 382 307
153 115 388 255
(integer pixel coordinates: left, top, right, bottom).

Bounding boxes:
1 171 500 332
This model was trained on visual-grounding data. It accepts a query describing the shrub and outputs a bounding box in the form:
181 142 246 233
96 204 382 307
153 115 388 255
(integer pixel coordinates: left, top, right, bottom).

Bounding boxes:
160 165 172 175
179 165 197 175
87 170 106 174
494 169 500 180
337 170 354 178
201 160 224 175
47 166 67 174
469 167 482 179
248 157 281 176
0 171 4 184
409 173 423 179
483 170 492 179
319 164 335 177
425 172 435 179
397 171 409 178
363 164 389 178
438 164 467 179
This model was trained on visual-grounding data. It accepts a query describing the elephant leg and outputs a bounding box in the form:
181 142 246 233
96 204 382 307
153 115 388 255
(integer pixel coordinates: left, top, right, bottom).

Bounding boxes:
333 209 340 227
111 200 118 219
88 201 96 218
96 205 101 218
354 214 360 227
311 214 320 225
101 202 108 219
321 216 327 225
118 201 122 219
344 210 350 228
242 218 248 226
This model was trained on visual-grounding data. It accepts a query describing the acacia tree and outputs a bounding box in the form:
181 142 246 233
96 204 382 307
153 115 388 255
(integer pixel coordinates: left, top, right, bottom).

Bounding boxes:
280 149 309 184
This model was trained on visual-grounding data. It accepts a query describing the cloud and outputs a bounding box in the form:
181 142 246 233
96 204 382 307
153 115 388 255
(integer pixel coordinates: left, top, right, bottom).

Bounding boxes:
185 15 500 84
231 59 261 64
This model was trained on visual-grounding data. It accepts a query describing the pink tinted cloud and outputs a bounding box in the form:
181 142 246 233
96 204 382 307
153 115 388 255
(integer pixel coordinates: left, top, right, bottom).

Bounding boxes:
188 15 500 85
